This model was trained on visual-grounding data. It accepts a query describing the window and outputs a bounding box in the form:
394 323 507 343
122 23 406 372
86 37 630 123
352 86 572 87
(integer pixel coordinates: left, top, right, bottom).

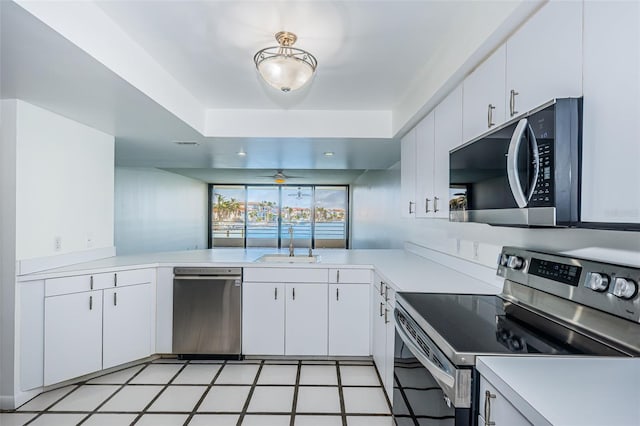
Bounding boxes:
210 185 348 249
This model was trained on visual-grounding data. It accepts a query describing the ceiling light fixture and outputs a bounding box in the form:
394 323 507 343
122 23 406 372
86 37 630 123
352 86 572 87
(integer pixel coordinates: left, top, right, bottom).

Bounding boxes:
253 31 318 93
237 150 247 156
323 151 334 157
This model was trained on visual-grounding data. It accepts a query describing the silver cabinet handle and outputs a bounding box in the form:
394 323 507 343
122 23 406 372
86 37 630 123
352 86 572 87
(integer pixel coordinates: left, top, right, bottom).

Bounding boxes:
409 201 415 214
487 104 495 128
336 270 340 283
292 287 295 301
380 282 385 296
274 287 278 300
336 287 339 301
425 198 431 213
114 273 118 287
433 196 439 213
384 284 389 302
384 308 389 324
509 89 519 117
484 390 496 426
380 302 384 317
89 295 93 310
90 276 94 290
113 292 117 306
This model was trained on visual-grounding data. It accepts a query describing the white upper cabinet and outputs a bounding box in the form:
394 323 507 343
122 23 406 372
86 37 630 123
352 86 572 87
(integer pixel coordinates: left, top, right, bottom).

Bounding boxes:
463 45 507 142
581 0 640 224
400 128 417 217
505 0 582 118
415 111 435 218
433 84 463 219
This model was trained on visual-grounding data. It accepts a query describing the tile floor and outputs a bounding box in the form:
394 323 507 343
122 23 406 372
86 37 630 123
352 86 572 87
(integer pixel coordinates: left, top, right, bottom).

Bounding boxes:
1 359 392 426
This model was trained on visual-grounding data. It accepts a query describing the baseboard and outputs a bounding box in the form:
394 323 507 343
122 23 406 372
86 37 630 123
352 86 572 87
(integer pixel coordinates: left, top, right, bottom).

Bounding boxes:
405 242 502 289
17 246 116 275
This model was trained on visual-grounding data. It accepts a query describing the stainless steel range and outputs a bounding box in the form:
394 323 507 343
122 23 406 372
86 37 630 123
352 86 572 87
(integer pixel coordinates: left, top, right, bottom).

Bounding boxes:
393 247 640 426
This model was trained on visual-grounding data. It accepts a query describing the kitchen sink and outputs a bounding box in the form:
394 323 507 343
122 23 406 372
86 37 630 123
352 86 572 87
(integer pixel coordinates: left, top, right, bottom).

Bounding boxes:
257 254 321 263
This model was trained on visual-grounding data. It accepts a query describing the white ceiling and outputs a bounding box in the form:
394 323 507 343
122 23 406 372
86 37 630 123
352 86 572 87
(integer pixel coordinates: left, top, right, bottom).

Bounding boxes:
1 0 534 184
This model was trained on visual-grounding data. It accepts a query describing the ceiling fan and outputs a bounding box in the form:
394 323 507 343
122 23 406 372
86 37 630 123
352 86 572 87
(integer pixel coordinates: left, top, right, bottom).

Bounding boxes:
259 169 303 184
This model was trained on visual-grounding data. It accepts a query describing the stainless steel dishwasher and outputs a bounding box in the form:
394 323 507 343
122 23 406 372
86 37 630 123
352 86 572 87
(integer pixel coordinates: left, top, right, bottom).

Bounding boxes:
173 267 242 358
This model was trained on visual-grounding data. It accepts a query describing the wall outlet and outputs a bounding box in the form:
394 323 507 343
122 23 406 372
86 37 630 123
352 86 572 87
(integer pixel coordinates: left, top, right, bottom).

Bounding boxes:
473 241 480 260
456 238 461 254
54 236 62 251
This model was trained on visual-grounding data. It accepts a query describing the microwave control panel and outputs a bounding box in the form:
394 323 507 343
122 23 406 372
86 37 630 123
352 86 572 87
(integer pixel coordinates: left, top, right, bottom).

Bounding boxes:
529 141 554 206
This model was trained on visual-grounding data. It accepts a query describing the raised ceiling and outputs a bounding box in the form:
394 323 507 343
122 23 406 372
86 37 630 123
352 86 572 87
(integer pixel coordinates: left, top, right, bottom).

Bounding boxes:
1 0 537 184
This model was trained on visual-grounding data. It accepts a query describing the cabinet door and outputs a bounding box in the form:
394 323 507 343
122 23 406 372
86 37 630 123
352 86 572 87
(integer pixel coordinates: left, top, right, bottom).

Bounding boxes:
44 291 103 386
415 111 435 218
433 85 463 219
505 1 582 117
242 283 285 355
103 283 153 369
582 1 640 224
328 284 370 356
480 376 532 425
285 283 328 355
400 128 417 217
371 286 387 387
463 45 507 142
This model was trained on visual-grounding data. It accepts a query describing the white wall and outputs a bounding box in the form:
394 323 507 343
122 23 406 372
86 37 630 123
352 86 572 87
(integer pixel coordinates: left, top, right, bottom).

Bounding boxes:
351 167 640 267
15 100 114 260
0 100 18 406
115 167 207 255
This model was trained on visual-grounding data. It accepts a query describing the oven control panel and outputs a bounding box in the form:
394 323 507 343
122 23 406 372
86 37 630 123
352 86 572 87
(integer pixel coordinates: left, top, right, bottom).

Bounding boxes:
498 247 640 323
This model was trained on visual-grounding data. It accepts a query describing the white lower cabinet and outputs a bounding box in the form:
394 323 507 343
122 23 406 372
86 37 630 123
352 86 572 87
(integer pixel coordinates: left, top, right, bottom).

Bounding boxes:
44 290 103 386
103 283 154 369
372 275 395 400
285 283 328 355
479 375 532 426
242 282 285 355
328 283 369 356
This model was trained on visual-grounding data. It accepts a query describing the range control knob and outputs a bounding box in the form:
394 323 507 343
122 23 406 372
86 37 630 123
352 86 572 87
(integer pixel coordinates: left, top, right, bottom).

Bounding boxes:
586 272 610 292
499 254 510 266
507 256 525 270
612 278 638 300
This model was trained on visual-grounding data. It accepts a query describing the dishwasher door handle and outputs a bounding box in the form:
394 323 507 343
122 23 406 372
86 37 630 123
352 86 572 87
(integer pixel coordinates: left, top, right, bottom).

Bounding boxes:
175 275 242 281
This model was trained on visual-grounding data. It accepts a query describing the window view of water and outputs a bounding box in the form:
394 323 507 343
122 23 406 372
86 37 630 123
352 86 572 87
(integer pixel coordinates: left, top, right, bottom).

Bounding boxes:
211 185 348 249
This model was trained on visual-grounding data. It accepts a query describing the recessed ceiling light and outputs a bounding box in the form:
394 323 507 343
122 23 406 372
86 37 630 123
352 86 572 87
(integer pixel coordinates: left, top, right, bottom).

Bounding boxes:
174 141 199 146
323 151 334 157
237 150 247 156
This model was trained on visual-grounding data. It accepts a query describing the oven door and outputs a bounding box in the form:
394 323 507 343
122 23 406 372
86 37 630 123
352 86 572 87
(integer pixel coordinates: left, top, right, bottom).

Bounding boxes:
393 306 473 425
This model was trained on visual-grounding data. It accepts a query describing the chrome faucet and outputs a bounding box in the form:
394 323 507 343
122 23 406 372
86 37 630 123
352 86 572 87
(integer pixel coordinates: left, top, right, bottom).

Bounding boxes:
288 226 294 257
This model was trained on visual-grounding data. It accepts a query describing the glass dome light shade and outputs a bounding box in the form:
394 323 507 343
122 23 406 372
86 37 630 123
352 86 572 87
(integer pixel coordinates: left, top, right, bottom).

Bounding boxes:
257 55 315 92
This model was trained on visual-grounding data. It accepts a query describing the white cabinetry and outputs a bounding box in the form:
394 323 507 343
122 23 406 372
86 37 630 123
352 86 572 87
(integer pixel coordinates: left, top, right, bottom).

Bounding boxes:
242 282 285 355
285 283 328 355
371 274 395 399
415 111 435 218
400 128 417 217
44 290 103 386
328 268 371 356
505 1 582 118
103 283 154 369
43 268 155 386
581 0 640 225
479 375 532 426
463 45 507 142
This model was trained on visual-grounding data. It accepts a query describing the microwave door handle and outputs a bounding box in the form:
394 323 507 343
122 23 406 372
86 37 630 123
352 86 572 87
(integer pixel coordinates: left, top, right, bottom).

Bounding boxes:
394 314 455 388
526 125 540 203
507 118 529 208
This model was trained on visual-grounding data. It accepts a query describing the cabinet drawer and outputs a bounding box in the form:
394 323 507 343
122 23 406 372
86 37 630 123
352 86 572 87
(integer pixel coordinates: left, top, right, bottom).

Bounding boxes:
45 273 113 296
244 268 328 283
115 269 154 287
329 268 372 284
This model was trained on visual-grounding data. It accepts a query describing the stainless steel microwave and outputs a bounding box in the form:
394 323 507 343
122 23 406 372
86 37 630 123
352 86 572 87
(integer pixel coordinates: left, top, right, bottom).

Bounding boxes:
449 98 582 227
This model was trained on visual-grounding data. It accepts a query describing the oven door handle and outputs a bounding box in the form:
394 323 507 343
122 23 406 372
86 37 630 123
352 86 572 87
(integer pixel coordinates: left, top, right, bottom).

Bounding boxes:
394 316 455 388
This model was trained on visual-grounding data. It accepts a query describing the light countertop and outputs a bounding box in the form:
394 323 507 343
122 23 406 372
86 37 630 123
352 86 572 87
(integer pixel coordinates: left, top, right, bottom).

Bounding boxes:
19 248 501 295
477 356 640 426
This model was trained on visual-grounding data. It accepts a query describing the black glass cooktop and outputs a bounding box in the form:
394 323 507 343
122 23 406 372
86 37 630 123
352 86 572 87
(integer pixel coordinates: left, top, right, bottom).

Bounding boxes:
397 292 623 359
